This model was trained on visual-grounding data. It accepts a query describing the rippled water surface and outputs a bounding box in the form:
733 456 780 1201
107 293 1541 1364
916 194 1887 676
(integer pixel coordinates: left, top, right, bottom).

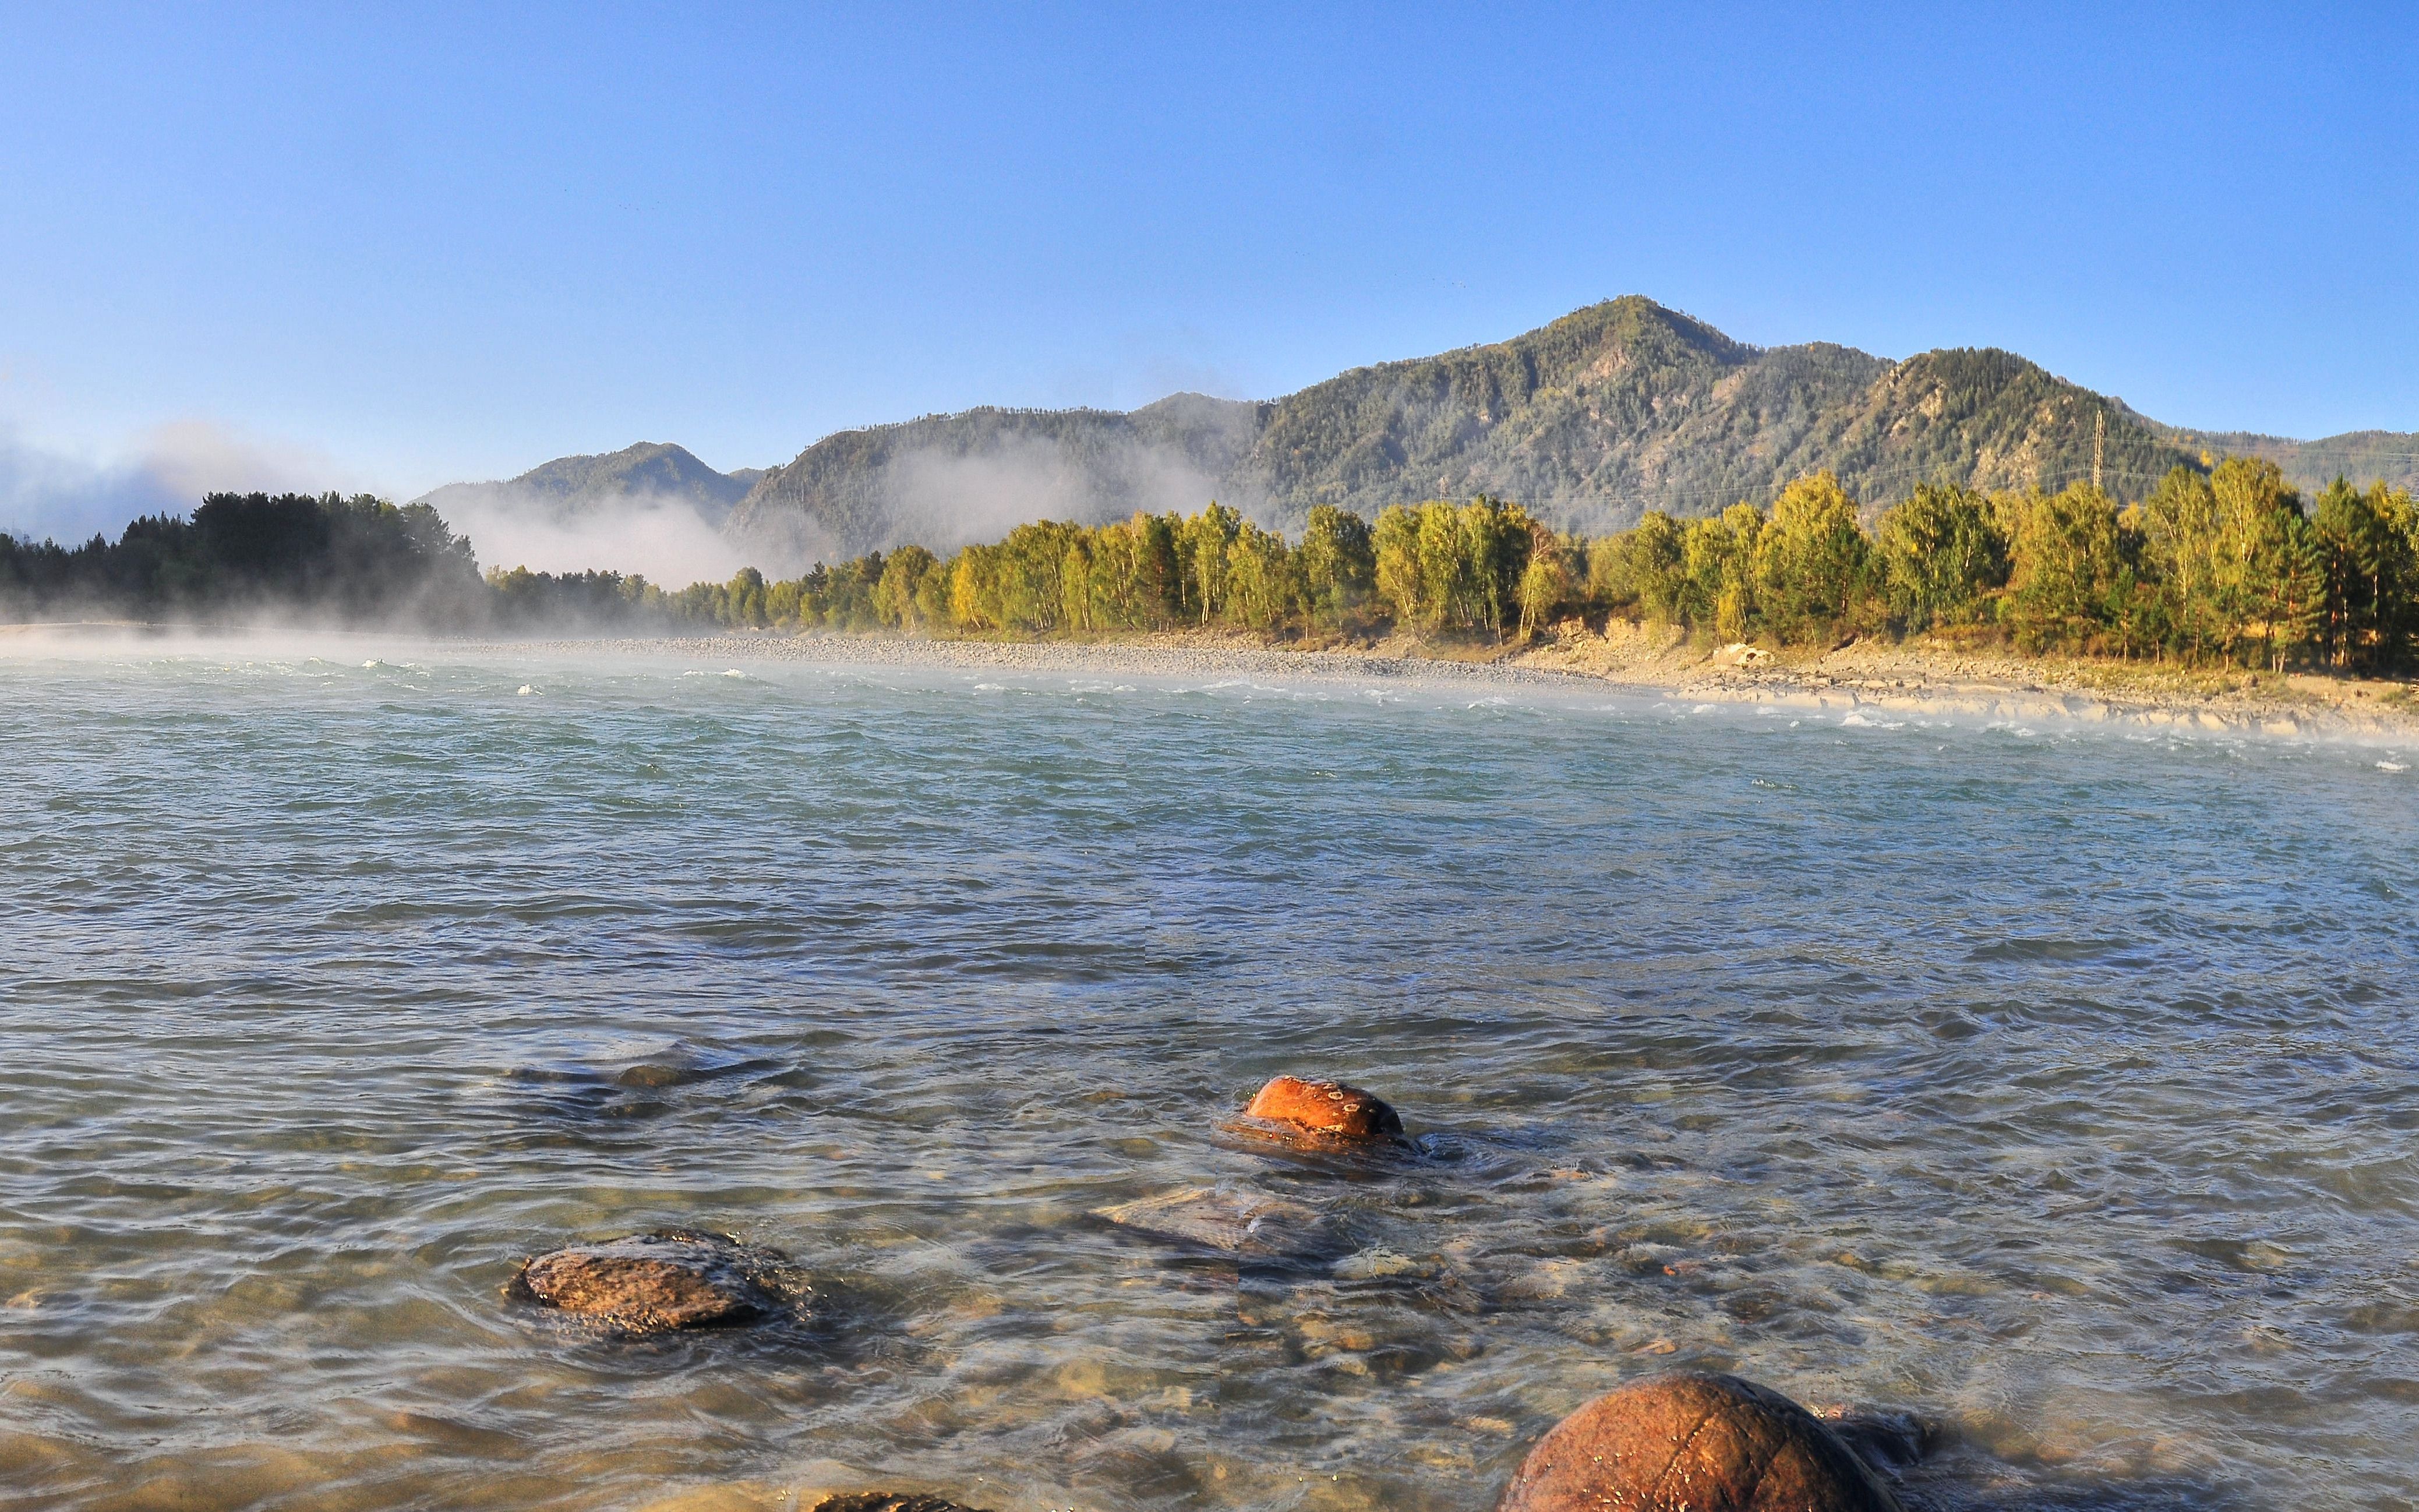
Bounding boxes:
3 641 2415 1512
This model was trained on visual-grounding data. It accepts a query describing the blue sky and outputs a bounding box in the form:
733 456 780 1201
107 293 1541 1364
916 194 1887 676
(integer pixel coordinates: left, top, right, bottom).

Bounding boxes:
2 2 2413 538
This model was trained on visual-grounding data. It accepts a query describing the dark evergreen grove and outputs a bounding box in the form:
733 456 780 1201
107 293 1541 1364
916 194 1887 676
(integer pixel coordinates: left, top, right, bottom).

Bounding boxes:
1 493 490 626
7 461 2418 673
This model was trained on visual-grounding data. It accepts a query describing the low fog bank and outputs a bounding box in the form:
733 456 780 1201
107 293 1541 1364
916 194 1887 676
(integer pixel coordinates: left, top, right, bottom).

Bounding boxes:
727 403 1272 562
0 622 478 659
0 490 718 639
883 434 1257 551
2 419 1288 638
434 483 758 584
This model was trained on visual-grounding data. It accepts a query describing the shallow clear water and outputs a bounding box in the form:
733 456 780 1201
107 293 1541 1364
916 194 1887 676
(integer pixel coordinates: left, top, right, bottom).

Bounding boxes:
2 641 2414 1512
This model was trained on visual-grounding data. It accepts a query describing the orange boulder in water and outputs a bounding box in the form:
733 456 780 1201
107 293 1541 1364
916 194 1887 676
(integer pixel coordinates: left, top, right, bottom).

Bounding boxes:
1241 1075 1406 1146
1496 1372 1904 1512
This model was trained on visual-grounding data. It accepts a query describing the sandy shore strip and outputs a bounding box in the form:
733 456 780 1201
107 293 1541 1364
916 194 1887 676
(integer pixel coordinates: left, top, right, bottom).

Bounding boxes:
481 628 2419 742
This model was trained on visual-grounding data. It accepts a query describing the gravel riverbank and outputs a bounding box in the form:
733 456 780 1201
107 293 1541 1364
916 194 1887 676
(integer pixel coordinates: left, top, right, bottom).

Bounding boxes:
1519 620 2419 740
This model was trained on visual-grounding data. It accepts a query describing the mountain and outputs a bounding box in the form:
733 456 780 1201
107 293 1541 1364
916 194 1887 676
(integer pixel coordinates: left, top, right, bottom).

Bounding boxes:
2151 426 2419 498
417 441 755 527
722 297 2223 559
433 299 2416 567
1229 301 2198 524
721 393 1266 567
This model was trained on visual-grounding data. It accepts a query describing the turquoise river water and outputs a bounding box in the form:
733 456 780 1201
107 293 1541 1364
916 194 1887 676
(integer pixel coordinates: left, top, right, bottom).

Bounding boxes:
1 640 2414 1512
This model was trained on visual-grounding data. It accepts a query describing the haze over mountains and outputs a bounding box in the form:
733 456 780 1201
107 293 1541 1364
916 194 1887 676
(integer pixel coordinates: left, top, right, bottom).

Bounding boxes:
419 298 2418 575
419 441 765 529
415 441 769 583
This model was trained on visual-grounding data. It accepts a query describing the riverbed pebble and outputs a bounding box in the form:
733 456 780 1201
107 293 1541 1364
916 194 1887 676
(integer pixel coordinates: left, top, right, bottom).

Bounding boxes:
1496 1372 1903 1512
811 1497 993 1512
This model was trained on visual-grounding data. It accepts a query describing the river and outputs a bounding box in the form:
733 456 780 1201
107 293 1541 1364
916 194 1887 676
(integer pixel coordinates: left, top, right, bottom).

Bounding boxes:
2 641 2413 1511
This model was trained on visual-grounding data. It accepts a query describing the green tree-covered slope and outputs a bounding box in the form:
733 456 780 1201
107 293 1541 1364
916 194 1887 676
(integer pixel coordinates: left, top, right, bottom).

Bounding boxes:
2155 426 2419 497
1235 299 2209 528
1238 299 1887 521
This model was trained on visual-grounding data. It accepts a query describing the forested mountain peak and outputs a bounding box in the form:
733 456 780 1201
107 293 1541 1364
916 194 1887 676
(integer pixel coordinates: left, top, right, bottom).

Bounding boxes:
1235 299 1889 524
514 442 749 510
417 441 757 527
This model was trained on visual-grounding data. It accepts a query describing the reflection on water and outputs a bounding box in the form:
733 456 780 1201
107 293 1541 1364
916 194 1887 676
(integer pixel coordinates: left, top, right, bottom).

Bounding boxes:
1 644 2414 1511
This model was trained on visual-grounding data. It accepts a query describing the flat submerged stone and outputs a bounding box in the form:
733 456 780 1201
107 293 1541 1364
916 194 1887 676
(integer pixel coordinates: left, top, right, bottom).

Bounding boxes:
1092 1186 1333 1260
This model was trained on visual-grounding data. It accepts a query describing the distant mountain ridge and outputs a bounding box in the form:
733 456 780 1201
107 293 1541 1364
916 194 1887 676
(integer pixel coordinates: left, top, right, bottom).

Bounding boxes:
416 441 757 528
721 392 1267 567
1220 301 2202 524
2150 425 2419 495
425 299 2418 567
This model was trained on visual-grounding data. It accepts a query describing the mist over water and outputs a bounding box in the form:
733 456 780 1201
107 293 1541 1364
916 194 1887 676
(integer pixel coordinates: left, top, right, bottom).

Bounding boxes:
1 642 2414 1511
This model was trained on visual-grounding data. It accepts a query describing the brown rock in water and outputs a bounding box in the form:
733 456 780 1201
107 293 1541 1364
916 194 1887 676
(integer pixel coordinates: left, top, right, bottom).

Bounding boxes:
1240 1075 1405 1146
813 1497 993 1512
510 1228 803 1333
1496 1372 1904 1512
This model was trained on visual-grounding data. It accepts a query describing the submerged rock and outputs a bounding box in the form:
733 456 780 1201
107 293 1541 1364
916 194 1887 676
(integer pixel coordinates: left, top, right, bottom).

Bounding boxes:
813 1497 993 1512
509 1228 810 1333
1496 1372 1904 1512
1233 1075 1407 1148
1092 1186 1334 1260
1816 1404 1942 1475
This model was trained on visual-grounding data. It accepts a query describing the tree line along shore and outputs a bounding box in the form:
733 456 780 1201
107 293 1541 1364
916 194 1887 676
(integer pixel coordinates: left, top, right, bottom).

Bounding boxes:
5 457 2417 675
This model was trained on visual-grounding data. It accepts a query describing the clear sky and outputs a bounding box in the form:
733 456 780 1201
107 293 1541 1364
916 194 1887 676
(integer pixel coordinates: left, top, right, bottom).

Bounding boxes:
2 2 2413 538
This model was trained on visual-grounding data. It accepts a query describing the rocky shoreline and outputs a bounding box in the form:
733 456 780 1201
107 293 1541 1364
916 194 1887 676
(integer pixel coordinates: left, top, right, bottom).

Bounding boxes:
484 626 2419 743
1521 619 2419 740
522 1078 1921 1512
